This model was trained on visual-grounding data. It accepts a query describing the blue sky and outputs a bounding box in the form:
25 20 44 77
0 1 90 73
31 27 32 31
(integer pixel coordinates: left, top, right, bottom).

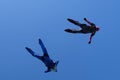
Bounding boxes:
0 0 120 80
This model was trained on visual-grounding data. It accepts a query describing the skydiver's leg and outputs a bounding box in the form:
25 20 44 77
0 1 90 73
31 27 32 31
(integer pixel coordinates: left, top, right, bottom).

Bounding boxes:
67 18 88 29
64 29 82 33
38 39 49 58
67 18 82 26
25 47 43 60
25 47 36 56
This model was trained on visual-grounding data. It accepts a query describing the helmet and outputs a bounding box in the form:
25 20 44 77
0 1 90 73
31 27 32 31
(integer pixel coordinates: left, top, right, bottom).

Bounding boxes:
51 61 59 72
96 27 100 31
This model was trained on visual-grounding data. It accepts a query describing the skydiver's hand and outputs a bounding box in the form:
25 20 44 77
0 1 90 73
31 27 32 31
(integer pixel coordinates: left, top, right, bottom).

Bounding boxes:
88 41 91 44
84 18 87 20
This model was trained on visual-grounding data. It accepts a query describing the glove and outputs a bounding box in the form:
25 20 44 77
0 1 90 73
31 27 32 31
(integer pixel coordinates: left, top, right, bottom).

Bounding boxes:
84 18 87 20
88 41 91 44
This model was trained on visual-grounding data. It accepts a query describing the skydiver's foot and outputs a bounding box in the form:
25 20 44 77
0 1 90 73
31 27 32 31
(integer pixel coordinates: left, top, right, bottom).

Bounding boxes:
64 29 73 32
67 18 74 23
25 47 35 56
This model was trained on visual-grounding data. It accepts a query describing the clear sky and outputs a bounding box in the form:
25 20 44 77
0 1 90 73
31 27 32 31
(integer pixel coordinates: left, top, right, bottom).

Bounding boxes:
0 0 120 80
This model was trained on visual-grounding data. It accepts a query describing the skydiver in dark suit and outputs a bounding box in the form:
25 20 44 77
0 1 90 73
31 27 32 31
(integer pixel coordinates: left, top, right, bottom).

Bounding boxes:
25 38 59 73
65 18 100 44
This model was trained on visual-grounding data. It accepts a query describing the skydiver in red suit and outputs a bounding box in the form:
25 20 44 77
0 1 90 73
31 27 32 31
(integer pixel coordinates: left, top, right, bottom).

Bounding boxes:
65 18 100 44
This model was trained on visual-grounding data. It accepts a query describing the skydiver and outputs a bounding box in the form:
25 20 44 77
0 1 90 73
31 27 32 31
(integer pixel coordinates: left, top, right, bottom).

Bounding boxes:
64 18 100 44
25 38 59 73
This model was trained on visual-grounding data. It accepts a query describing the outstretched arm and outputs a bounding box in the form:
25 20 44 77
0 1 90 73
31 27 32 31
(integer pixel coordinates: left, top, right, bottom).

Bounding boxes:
84 18 94 26
88 32 96 44
38 39 49 57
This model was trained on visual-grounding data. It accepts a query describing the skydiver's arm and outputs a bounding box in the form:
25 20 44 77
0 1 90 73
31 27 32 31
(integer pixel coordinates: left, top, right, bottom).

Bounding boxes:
38 39 49 57
84 18 94 26
88 32 96 44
